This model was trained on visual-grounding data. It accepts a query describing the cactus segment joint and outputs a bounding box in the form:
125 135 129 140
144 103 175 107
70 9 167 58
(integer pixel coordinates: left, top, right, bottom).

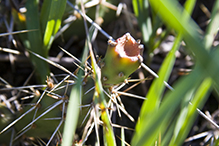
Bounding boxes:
101 33 144 86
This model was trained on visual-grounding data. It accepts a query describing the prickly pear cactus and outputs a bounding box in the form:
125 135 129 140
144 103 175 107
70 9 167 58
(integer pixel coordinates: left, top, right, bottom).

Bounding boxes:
0 104 14 145
0 33 144 145
101 33 144 86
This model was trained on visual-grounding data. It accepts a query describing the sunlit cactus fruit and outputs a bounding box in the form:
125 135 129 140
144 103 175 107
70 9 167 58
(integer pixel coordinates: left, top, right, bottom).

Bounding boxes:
101 33 144 86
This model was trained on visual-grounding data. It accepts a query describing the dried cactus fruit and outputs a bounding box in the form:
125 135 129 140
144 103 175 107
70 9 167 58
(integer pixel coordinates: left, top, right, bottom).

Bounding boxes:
101 33 144 86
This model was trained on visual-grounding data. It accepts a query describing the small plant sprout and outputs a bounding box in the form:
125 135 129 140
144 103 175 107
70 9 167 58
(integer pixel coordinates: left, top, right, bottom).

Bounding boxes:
101 33 144 87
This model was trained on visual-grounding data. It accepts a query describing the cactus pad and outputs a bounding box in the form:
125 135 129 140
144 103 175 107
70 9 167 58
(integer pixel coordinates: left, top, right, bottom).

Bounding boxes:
101 33 144 86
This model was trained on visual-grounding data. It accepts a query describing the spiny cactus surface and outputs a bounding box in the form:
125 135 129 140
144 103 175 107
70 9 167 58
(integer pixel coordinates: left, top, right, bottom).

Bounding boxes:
101 33 144 86
0 33 144 145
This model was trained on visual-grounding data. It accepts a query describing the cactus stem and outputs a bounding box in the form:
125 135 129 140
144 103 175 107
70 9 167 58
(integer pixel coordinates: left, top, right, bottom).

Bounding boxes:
101 33 144 86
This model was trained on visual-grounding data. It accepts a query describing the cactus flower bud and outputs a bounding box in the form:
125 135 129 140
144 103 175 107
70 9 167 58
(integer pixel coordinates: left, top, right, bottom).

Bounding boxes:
101 33 144 87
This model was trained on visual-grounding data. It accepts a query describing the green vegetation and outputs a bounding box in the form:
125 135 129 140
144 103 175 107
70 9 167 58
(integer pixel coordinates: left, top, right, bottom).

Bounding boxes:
0 0 219 145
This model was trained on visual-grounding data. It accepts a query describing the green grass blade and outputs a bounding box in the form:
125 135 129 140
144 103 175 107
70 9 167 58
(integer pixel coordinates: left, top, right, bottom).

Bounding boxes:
25 0 49 83
170 77 212 146
204 0 219 49
160 119 177 146
132 0 152 46
132 26 182 145
184 0 196 14
131 65 205 146
40 0 67 51
214 137 219 146
148 0 219 93
61 74 81 146
160 0 196 144
167 89 194 144
61 22 97 146
121 127 125 146
132 0 219 145
168 1 213 144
